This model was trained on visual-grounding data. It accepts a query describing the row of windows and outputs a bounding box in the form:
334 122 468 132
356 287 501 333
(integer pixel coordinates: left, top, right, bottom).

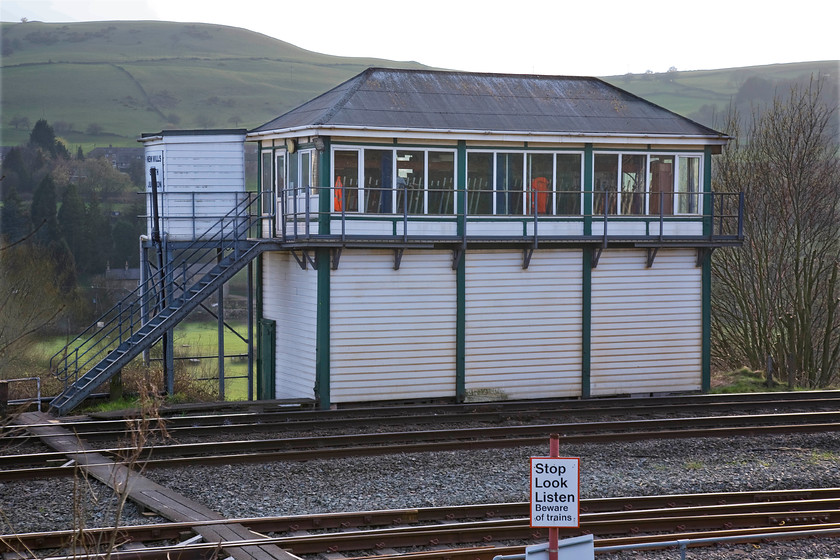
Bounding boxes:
263 147 704 217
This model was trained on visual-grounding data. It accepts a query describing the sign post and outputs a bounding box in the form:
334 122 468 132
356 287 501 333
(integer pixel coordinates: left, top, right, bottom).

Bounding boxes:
530 434 580 560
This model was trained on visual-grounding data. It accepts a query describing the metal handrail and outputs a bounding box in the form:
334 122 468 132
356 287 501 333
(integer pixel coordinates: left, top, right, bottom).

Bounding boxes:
276 185 744 243
50 193 261 387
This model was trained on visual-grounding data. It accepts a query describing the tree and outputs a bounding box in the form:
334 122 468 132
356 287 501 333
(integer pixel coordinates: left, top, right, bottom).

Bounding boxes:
29 118 69 159
0 241 67 370
9 116 30 130
712 78 840 387
83 196 111 275
30 174 59 245
0 184 28 243
58 183 87 270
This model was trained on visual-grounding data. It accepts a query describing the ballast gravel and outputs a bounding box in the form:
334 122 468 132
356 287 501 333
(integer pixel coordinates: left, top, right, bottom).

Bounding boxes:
3 432 840 559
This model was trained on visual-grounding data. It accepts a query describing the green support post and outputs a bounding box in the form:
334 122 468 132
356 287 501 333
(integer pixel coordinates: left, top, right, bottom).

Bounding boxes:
455 141 467 402
315 248 331 409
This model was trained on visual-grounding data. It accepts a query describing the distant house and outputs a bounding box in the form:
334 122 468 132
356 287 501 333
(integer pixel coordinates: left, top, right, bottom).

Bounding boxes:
87 146 143 171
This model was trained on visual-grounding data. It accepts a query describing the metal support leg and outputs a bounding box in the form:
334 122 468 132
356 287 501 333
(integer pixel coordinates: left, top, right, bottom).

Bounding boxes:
218 252 226 401
247 260 254 401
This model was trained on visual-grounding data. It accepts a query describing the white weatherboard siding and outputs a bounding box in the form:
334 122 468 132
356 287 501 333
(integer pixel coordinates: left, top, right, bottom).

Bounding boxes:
330 250 457 402
590 249 702 396
143 134 246 241
262 252 318 399
465 250 583 399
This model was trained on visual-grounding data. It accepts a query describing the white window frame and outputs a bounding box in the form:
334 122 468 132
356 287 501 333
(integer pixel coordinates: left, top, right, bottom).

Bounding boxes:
466 149 585 216
330 146 458 215
593 151 705 216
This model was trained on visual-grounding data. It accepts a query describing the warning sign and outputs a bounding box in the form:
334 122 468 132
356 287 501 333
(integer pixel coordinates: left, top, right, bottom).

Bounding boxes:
530 457 580 528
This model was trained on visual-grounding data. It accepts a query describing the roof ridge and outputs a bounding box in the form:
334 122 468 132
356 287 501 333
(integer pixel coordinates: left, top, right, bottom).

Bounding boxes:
315 67 375 126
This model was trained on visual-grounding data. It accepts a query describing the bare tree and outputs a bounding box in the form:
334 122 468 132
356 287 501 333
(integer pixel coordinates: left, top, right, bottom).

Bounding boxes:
0 239 68 372
712 77 840 387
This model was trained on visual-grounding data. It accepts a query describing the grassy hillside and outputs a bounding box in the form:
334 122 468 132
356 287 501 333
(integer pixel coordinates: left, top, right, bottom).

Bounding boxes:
1 20 837 149
602 61 839 126
0 20 432 148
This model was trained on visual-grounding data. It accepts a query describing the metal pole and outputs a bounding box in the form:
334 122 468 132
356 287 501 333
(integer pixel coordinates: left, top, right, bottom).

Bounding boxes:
247 259 254 401
548 433 560 560
0 381 8 417
140 237 151 366
218 249 226 401
150 167 172 394
164 235 174 395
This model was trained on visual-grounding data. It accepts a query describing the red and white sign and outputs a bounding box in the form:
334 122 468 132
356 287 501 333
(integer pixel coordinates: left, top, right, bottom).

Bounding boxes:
530 457 580 528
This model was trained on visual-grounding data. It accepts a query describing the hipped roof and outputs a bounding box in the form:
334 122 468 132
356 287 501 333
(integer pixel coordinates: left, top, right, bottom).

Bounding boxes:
250 68 726 140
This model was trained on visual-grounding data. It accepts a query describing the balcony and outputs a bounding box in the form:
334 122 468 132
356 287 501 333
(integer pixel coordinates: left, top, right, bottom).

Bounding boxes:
269 183 744 252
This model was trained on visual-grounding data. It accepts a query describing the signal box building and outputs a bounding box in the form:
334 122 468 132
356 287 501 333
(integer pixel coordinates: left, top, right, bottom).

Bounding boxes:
50 67 743 415
247 68 741 407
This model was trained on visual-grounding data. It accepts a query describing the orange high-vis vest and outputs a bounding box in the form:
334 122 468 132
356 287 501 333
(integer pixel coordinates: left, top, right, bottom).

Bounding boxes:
532 176 549 214
334 176 343 211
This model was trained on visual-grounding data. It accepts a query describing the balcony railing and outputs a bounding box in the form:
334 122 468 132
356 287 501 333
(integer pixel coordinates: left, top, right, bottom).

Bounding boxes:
272 183 744 246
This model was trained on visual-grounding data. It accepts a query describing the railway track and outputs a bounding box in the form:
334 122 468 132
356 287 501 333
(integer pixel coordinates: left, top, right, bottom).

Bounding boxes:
5 390 840 441
4 393 840 559
4 489 840 559
4 409 840 480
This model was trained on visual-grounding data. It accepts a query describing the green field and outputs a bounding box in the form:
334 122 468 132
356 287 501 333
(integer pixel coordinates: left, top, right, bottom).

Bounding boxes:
1 20 432 149
5 320 254 404
2 20 836 150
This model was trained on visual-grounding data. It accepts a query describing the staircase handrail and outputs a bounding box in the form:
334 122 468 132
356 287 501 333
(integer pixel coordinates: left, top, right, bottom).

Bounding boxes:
50 192 260 385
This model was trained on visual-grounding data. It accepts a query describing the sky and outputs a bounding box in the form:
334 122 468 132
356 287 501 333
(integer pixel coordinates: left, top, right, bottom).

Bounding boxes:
1 0 838 77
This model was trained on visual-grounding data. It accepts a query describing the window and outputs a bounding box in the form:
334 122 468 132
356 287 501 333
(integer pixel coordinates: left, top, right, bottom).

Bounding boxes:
496 153 524 215
364 149 393 213
333 150 359 212
556 154 582 215
396 151 424 214
527 153 553 215
332 147 456 215
261 151 273 213
275 153 286 197
428 151 455 214
677 156 701 214
649 155 675 216
621 154 646 215
467 152 493 215
467 150 583 216
594 154 618 215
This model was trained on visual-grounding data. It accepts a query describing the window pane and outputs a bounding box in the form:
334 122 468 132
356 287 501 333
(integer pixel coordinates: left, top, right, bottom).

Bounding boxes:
428 152 455 214
621 154 646 215
467 153 493 215
594 154 618 215
300 151 311 196
396 151 424 214
261 152 273 213
364 149 393 213
527 153 553 215
333 150 358 212
288 153 299 204
273 154 285 221
556 154 582 215
677 156 701 214
496 153 524 215
309 151 319 196
649 155 674 216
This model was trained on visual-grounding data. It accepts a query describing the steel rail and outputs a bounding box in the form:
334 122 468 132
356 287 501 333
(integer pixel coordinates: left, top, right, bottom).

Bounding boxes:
7 390 840 441
6 409 840 463
7 491 840 552
6 391 840 435
4 418 840 479
7 513 840 560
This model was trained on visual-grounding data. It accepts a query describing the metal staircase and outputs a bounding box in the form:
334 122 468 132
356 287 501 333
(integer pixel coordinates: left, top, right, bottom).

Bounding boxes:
49 194 265 415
